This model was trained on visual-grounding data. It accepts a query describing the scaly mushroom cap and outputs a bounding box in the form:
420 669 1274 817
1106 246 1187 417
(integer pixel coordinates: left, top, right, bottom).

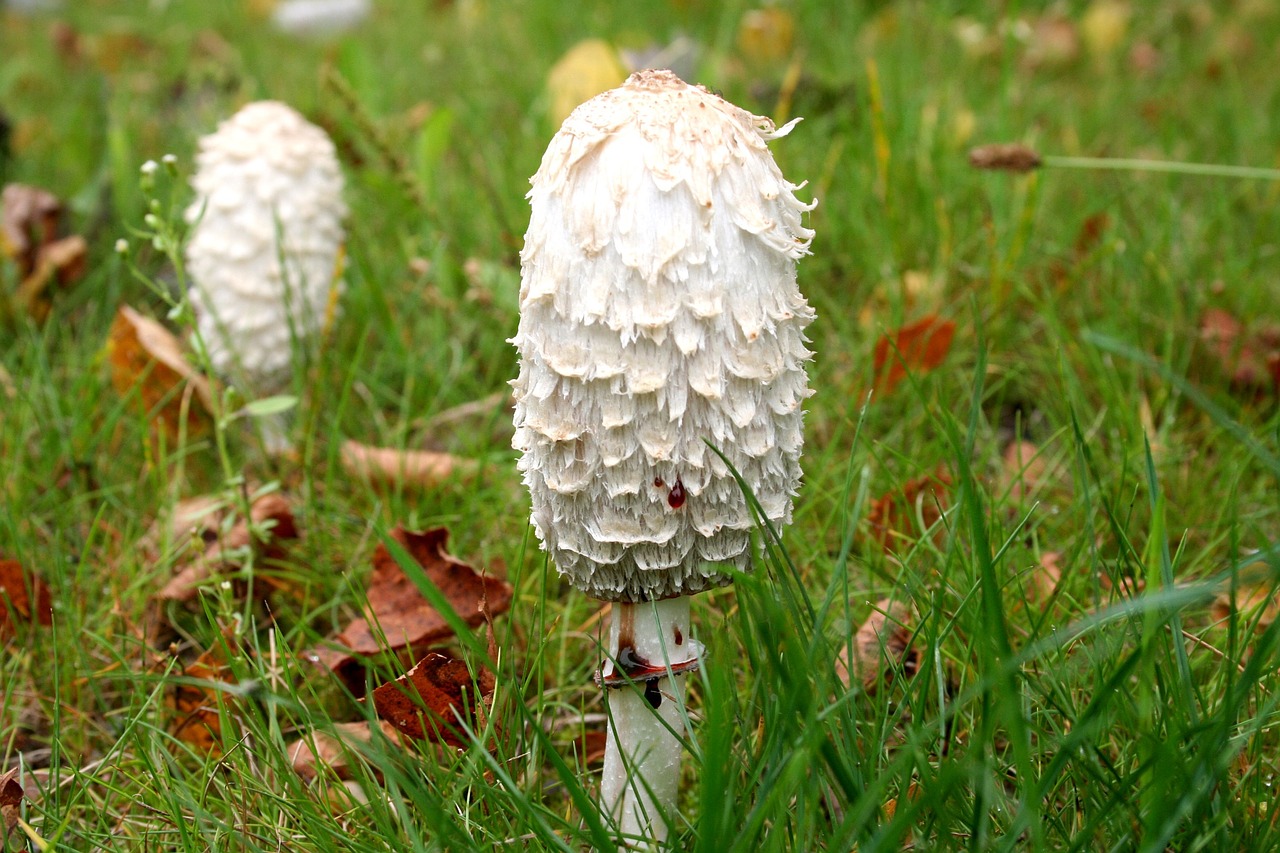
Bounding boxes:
185 100 346 394
512 69 815 602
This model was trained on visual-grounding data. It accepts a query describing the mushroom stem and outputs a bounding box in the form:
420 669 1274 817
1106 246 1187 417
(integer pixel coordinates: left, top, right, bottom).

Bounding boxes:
599 598 701 846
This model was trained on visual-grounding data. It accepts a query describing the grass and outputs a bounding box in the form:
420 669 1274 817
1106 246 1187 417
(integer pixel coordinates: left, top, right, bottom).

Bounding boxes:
5 0 1280 850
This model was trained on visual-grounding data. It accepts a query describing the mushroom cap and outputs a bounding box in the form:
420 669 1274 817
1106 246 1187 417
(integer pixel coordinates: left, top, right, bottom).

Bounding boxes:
512 69 816 602
184 100 346 393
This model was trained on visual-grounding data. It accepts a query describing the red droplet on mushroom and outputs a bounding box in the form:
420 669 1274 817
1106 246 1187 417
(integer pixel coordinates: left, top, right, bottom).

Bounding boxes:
667 477 686 509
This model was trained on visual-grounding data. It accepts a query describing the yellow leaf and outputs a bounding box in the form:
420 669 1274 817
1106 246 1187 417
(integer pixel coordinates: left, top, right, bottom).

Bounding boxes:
737 8 795 63
545 39 626 128
1082 0 1129 58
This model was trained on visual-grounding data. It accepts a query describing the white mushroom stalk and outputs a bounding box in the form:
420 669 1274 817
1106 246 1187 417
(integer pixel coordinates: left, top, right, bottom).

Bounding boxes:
185 100 346 450
512 69 814 846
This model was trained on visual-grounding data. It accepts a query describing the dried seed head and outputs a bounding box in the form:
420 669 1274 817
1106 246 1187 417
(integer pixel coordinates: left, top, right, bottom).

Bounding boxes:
968 142 1043 173
185 100 346 394
512 69 816 602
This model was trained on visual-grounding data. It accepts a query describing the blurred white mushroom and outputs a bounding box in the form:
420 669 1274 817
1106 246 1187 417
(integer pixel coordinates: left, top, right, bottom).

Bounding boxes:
512 69 815 846
271 0 371 37
185 100 346 448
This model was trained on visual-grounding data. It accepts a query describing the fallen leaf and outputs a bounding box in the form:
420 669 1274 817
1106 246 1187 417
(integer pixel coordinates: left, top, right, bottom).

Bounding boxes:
856 270 944 332
166 642 235 755
968 143 1042 173
12 233 87 319
107 306 215 439
1023 14 1079 69
999 440 1047 503
1073 212 1111 258
340 440 479 490
1199 307 1280 395
1128 41 1161 76
308 526 512 693
1081 0 1130 58
371 650 496 748
0 558 54 639
1 183 60 277
737 8 795 63
1 767 22 841
289 720 408 782
835 598 919 693
545 39 627 127
1211 564 1280 631
2 184 88 321
576 729 609 768
865 469 951 552
1024 551 1063 604
156 492 298 602
872 315 956 393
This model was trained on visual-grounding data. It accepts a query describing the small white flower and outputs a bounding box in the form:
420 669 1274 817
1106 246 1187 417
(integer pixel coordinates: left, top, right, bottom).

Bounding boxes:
114 238 129 254
140 160 159 176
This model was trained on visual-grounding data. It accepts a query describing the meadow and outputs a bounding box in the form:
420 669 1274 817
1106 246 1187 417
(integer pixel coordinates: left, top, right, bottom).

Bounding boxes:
4 1 1280 850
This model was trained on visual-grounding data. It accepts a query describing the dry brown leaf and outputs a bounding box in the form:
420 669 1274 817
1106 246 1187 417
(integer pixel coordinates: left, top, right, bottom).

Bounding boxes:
1 767 22 842
2 184 89 320
576 729 609 768
141 494 226 556
968 143 1042 173
107 306 215 439
340 440 479 490
999 440 1047 503
872 315 956 393
1023 14 1079 69
864 469 951 552
166 643 235 756
1211 569 1280 631
1025 551 1063 604
1199 307 1280 395
835 598 919 693
0 558 54 639
289 720 408 782
371 651 496 748
307 526 513 693
156 493 298 602
1 183 61 277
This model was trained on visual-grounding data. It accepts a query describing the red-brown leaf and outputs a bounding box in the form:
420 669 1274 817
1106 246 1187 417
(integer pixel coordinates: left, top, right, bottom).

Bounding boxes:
308 526 512 693
1 766 22 842
371 651 496 748
156 492 298 602
0 558 54 639
289 720 408 782
1200 307 1280 394
166 643 235 756
835 598 919 693
873 315 956 393
864 469 951 552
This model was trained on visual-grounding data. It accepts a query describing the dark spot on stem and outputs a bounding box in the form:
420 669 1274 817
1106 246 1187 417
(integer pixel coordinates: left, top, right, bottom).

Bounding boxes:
644 679 663 709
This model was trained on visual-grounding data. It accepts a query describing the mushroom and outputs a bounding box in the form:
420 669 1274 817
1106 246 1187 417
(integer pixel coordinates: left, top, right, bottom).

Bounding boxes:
184 100 346 448
512 70 815 845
